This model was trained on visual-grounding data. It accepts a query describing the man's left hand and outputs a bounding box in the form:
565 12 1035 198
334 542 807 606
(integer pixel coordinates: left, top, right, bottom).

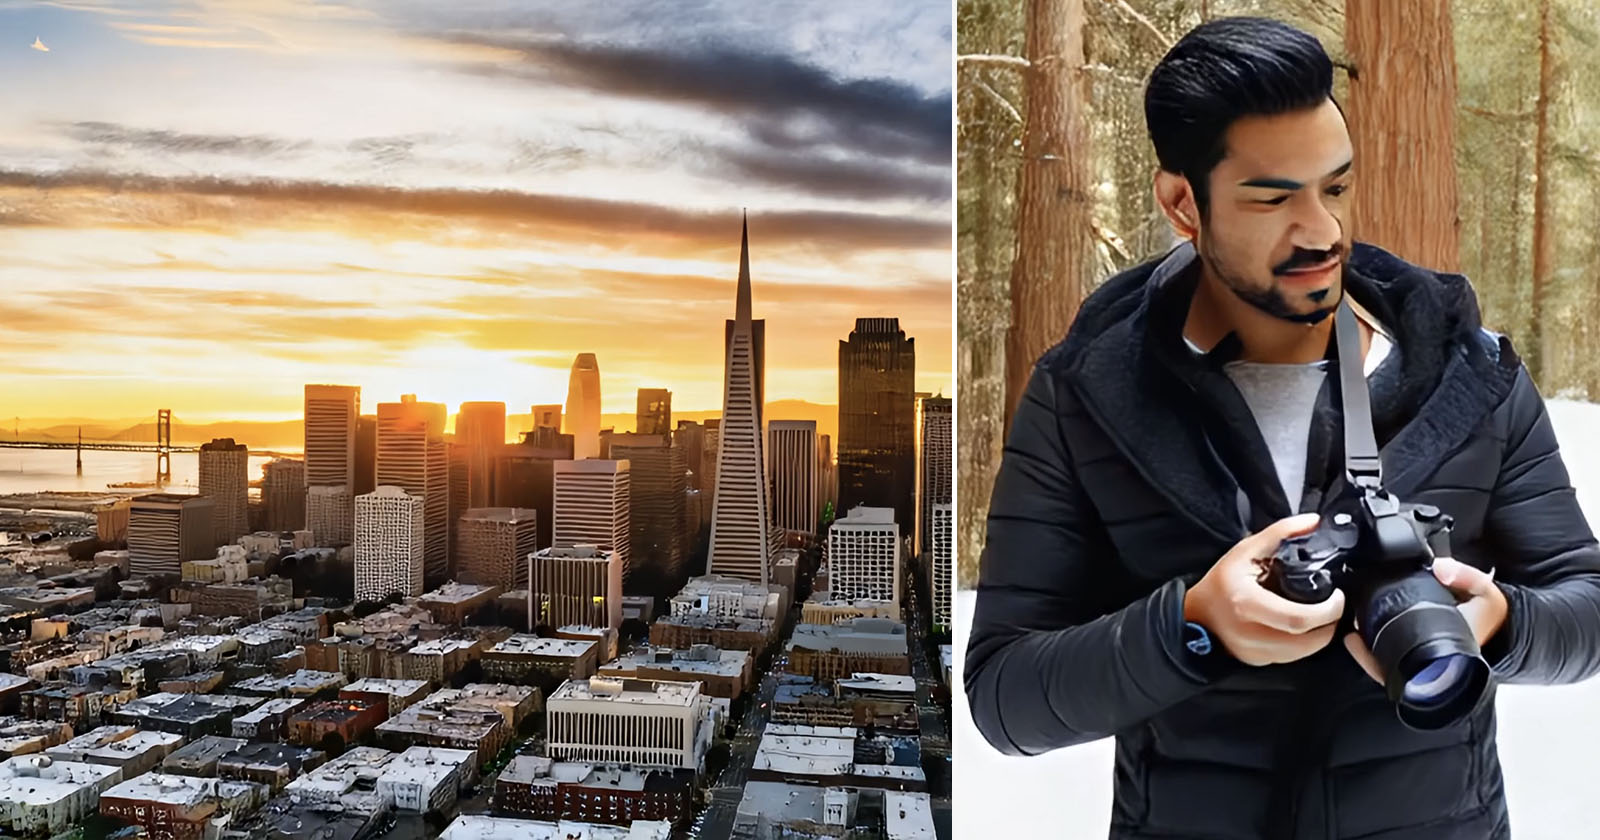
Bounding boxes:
1344 556 1509 685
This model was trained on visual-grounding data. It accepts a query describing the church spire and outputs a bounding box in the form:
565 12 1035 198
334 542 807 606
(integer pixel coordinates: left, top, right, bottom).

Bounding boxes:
736 211 751 323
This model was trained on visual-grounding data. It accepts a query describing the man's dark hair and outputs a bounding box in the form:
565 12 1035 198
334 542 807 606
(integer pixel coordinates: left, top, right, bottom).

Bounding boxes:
1144 17 1335 213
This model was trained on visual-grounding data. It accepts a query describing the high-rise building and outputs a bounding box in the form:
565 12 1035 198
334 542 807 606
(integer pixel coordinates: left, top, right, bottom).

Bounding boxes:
553 459 631 584
636 389 672 437
707 220 773 585
931 502 952 635
838 318 916 532
128 494 215 578
768 421 819 537
528 545 622 630
609 434 687 594
565 355 602 460
377 396 449 586
307 485 352 546
495 431 574 552
354 486 424 602
724 320 765 431
304 385 359 487
197 438 248 548
447 442 470 572
818 434 836 516
919 396 952 559
457 402 506 510
701 420 720 503
305 384 359 545
827 506 900 606
262 459 306 532
673 421 705 491
354 416 377 497
457 508 538 590
531 404 563 432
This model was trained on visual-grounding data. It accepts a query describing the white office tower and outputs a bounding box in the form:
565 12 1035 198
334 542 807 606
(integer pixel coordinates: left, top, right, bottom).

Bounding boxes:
919 396 952 558
932 502 952 634
553 459 632 584
708 218 773 584
828 506 901 606
355 486 424 602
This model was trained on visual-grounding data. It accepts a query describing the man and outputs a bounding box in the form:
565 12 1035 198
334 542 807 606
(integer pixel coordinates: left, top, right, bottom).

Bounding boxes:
965 16 1600 840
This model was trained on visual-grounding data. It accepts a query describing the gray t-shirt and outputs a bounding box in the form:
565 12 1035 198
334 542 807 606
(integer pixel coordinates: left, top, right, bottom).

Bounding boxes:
1186 318 1393 511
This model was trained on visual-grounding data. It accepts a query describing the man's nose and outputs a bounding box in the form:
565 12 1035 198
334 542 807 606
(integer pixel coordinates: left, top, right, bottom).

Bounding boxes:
1291 192 1343 253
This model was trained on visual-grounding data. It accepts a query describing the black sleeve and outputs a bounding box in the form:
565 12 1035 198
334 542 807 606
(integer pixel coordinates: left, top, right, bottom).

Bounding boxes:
1480 366 1600 684
963 366 1226 756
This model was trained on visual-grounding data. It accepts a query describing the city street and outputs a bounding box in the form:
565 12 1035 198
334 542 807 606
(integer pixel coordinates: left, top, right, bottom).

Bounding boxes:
693 668 782 838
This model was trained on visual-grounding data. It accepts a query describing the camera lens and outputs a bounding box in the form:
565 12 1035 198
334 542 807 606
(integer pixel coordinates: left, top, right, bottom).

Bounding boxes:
1359 571 1492 730
1401 654 1474 708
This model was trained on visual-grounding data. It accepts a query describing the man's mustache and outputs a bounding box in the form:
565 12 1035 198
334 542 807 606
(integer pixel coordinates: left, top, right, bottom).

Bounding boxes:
1273 246 1344 275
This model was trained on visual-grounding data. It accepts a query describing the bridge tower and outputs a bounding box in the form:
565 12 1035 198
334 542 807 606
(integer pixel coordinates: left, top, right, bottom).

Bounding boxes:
156 410 172 486
75 427 82 476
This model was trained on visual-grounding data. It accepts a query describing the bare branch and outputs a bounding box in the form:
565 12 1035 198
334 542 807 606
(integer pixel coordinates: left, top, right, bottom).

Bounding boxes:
971 78 1023 124
1094 0 1173 51
957 53 1031 70
1091 219 1132 261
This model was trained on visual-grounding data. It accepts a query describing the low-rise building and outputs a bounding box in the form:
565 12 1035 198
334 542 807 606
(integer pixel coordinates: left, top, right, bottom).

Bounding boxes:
286 699 387 752
99 772 269 840
437 814 672 840
46 726 184 778
233 669 348 699
649 614 772 656
733 781 934 840
785 619 910 682
555 626 619 664
374 689 510 766
494 756 695 828
111 693 264 739
418 582 502 626
0 717 72 758
546 678 713 772
338 678 430 716
771 674 918 732
214 742 325 791
20 683 132 730
0 754 123 837
749 724 925 792
403 637 482 685
158 736 242 778
668 575 785 621
481 635 598 691
598 645 752 700
800 593 898 625
230 698 305 741
284 745 474 814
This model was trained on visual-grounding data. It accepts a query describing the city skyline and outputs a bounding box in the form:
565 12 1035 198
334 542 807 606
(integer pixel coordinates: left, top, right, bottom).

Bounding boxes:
0 1 952 422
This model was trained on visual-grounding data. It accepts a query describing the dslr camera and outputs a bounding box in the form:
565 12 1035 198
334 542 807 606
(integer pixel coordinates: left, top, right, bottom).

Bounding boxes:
1261 300 1492 730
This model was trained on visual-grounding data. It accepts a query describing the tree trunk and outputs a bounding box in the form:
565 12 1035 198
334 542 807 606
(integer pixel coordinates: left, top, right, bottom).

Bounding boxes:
1344 0 1461 272
1529 0 1553 387
1005 0 1095 426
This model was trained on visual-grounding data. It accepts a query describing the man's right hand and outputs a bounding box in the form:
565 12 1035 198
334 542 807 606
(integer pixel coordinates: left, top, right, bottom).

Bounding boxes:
1183 513 1346 667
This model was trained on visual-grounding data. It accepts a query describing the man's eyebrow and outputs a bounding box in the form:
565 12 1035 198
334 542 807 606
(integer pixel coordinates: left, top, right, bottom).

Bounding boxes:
1238 158 1354 191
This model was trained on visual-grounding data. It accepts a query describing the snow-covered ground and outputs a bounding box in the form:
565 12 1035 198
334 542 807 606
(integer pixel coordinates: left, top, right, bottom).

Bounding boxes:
954 398 1600 839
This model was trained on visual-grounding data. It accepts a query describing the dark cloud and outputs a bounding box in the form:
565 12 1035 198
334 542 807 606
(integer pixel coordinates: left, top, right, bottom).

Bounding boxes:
714 147 948 202
62 121 313 158
0 169 948 251
446 35 951 166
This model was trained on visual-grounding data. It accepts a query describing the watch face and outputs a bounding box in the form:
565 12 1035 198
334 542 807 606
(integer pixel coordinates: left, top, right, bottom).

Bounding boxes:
1185 622 1213 656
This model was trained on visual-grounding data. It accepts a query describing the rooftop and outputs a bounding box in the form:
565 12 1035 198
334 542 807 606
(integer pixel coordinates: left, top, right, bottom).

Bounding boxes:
49 726 184 761
460 508 537 524
408 638 478 656
234 670 347 694
233 698 306 724
835 506 896 526
488 635 596 658
549 677 701 708
163 736 247 770
218 741 324 772
883 791 937 840
420 582 499 604
101 772 260 806
286 747 395 798
604 646 749 680
787 620 909 656
0 756 121 806
437 815 671 840
753 725 856 777
341 678 429 697
377 746 475 789
837 673 917 695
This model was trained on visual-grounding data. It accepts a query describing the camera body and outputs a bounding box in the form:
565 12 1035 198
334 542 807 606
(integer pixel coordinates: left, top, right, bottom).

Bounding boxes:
1264 485 1492 729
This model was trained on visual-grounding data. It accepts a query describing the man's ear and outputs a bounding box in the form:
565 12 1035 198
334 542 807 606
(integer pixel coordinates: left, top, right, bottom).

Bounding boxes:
1154 169 1200 241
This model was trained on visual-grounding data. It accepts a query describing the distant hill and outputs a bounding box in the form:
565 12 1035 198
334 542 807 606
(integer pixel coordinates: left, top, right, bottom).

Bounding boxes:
16 399 839 451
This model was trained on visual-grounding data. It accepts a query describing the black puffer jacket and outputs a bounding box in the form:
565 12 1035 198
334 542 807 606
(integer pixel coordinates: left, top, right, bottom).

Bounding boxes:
965 241 1600 839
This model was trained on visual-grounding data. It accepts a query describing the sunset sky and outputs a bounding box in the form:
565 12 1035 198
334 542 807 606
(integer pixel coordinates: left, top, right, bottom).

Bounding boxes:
0 0 952 424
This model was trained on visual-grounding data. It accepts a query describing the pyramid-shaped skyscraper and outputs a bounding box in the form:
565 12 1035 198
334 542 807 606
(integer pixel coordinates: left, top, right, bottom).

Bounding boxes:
707 216 773 583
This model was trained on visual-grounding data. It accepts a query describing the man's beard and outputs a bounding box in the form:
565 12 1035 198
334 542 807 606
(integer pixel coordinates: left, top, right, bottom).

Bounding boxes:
1198 233 1340 325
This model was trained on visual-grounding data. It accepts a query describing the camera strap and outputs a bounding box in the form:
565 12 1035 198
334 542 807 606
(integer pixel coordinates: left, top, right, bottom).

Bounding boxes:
1335 297 1383 490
